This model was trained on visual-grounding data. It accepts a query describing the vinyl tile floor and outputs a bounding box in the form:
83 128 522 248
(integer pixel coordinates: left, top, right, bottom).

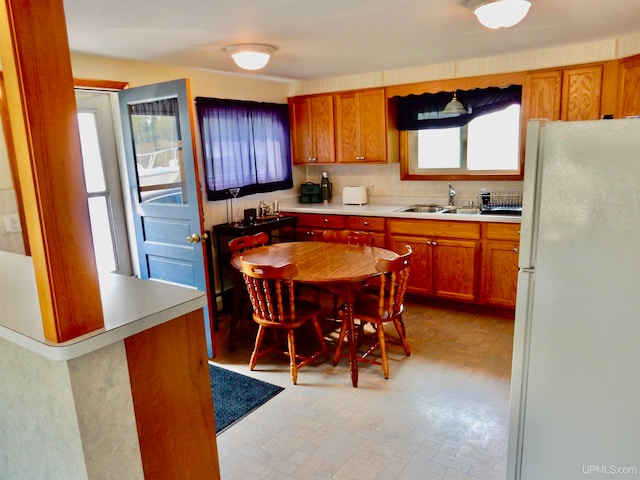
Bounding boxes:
211 295 514 480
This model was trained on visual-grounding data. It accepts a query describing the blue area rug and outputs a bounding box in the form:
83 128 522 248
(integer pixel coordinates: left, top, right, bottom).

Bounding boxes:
209 363 284 434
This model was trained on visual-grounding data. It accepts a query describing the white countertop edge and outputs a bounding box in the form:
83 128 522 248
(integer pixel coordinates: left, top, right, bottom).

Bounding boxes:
1 252 207 362
0 293 206 362
279 195 521 223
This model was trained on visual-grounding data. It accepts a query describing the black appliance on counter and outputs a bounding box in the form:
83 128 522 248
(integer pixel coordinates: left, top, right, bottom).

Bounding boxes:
300 182 322 203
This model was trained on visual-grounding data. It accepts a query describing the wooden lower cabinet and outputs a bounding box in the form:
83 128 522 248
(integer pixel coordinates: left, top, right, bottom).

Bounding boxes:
346 215 386 246
293 212 347 240
391 234 479 302
480 223 521 308
288 212 386 246
389 219 480 302
283 212 519 308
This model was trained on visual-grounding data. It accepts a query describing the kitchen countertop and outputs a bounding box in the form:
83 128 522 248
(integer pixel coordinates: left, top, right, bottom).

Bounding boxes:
0 251 207 361
278 195 521 223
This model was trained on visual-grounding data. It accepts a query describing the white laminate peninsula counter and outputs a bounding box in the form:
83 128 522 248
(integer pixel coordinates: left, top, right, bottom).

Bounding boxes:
278 195 521 223
0 250 206 361
0 251 219 480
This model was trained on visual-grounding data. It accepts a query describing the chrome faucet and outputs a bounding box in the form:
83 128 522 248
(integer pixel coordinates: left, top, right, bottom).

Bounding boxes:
447 183 456 206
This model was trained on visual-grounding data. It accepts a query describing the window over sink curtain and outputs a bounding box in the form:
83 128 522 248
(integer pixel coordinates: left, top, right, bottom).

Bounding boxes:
195 97 293 201
395 85 522 130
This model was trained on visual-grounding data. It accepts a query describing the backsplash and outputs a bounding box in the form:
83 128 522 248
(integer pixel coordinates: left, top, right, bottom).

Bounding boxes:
297 163 523 207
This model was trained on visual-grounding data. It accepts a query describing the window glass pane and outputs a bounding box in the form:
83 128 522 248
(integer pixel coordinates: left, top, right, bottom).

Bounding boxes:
78 112 107 192
417 127 461 168
129 98 187 205
87 196 116 272
467 105 520 170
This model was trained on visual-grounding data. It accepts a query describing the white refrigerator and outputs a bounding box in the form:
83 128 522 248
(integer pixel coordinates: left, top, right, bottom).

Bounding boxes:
507 118 640 479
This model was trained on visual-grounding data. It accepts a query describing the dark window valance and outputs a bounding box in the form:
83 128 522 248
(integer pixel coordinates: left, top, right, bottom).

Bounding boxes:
395 84 522 130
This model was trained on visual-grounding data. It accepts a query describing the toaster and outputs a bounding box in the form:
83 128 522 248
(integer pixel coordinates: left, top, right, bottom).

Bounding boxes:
342 185 368 205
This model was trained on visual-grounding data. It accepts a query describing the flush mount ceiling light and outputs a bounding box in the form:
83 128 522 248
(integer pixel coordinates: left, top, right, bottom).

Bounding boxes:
468 0 532 29
442 92 468 116
224 44 276 70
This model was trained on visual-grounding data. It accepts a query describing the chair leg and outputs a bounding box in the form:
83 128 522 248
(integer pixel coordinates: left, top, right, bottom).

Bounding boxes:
393 316 411 356
250 325 266 371
287 329 297 385
377 323 389 379
229 284 242 352
311 315 330 358
332 321 348 366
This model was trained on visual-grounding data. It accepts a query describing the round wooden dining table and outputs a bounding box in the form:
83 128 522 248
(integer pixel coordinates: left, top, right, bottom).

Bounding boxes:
230 241 399 387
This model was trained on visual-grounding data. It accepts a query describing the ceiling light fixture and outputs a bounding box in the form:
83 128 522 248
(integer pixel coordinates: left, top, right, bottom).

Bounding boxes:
442 92 468 116
224 44 276 71
468 0 532 29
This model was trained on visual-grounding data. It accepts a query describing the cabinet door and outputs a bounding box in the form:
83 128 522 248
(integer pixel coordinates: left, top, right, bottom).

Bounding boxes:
561 65 603 120
619 55 640 118
481 241 519 307
358 89 387 162
335 91 359 162
432 238 479 302
523 70 562 121
335 89 387 163
289 94 335 164
391 235 432 295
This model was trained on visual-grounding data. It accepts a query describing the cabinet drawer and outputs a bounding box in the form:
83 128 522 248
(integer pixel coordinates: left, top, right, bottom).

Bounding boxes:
485 223 521 241
347 216 386 232
388 218 480 240
295 213 347 229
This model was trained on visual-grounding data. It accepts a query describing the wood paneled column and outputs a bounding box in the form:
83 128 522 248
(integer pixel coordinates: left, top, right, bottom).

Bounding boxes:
0 0 103 341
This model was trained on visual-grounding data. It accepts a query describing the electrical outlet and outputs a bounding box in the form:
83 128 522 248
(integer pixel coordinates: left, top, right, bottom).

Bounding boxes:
2 214 21 234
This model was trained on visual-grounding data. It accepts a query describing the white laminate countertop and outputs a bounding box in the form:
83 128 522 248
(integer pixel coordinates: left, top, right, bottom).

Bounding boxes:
0 251 206 361
278 195 521 223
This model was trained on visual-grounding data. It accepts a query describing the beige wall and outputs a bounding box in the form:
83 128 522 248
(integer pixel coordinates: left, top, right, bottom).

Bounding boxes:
9 29 640 239
289 30 640 95
71 29 640 230
70 53 299 229
0 109 24 254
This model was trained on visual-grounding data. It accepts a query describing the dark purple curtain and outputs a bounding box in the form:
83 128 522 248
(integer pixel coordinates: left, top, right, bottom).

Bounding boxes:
196 97 292 201
395 85 522 130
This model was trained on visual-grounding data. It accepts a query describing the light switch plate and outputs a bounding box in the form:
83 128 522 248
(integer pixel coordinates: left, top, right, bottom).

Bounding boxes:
2 214 21 234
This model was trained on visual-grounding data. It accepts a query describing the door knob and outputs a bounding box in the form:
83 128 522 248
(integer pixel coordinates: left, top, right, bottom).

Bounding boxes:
187 233 201 243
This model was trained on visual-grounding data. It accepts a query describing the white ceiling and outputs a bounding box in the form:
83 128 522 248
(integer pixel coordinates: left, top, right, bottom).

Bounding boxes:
62 0 640 81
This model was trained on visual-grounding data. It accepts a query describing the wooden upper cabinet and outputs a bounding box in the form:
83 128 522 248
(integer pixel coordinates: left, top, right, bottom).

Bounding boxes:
524 64 604 123
561 65 603 120
335 88 387 163
618 55 640 118
523 70 562 121
289 94 335 164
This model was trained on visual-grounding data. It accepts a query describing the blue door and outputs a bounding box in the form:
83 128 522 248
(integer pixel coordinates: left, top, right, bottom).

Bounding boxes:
119 79 215 357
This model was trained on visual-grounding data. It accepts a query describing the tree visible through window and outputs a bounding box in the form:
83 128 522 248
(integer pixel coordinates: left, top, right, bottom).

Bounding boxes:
196 97 293 201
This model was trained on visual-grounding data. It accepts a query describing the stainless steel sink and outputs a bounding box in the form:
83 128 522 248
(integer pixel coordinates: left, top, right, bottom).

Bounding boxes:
396 205 447 213
444 207 480 215
395 204 479 215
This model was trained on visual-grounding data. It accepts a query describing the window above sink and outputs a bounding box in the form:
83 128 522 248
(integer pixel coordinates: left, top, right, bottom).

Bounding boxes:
394 83 524 181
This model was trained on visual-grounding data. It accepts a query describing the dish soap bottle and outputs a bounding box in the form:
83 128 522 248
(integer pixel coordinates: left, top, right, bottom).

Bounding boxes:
321 171 332 203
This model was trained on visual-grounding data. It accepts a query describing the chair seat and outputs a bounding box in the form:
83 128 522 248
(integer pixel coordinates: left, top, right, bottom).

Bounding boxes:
253 299 322 329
